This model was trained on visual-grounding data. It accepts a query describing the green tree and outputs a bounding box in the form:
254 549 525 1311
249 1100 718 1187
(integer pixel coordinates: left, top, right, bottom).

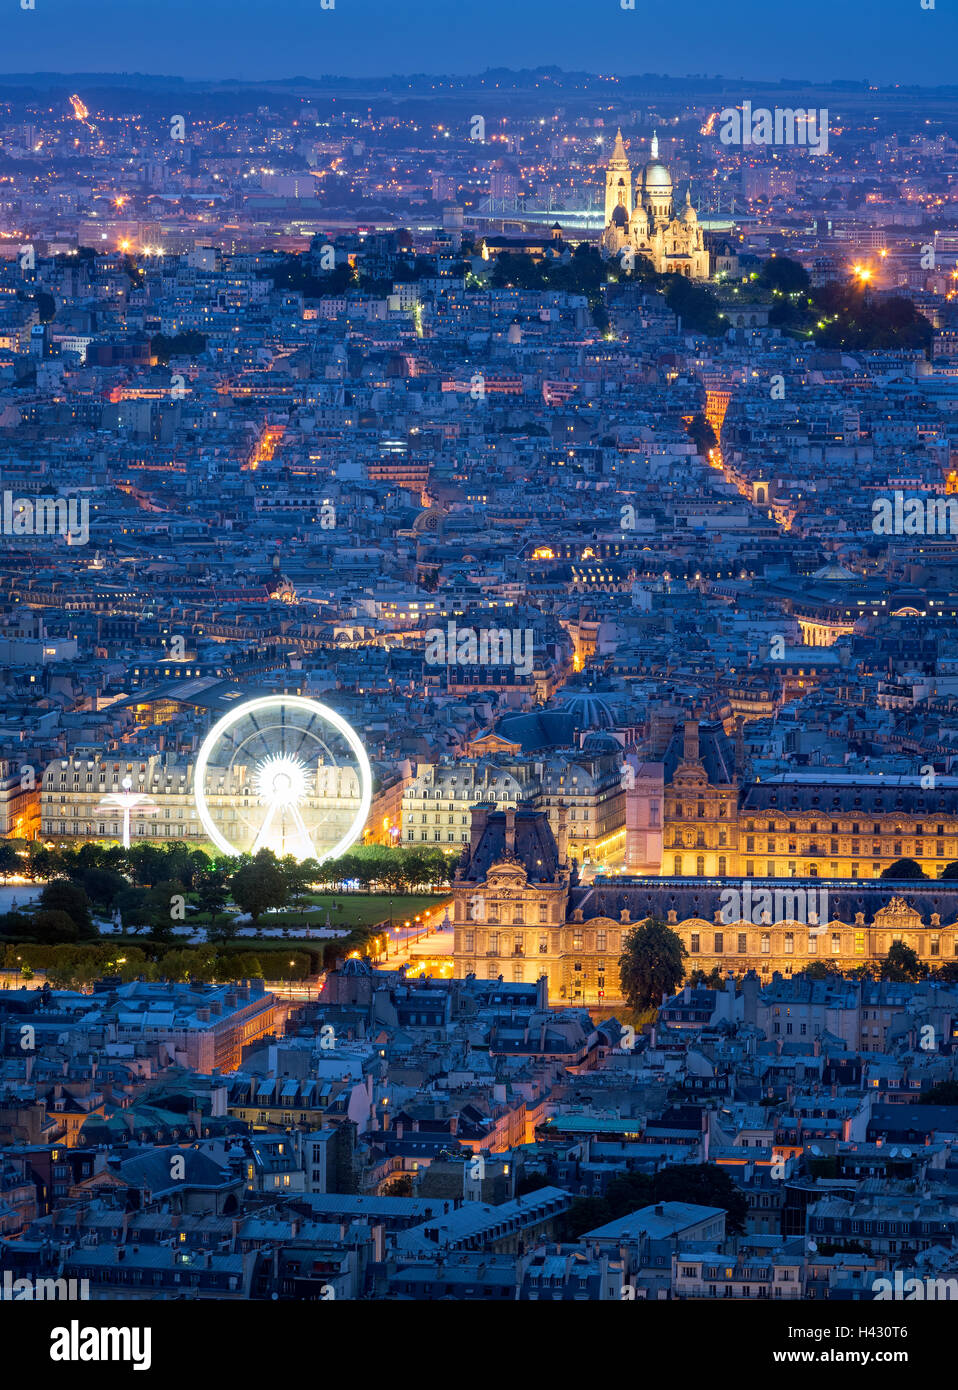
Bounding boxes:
662 274 726 336
802 961 843 980
881 940 924 982
758 255 810 295
619 918 687 1013
882 858 926 880
230 849 289 924
685 412 717 456
0 842 21 881
196 865 232 936
917 1080 958 1105
114 886 149 931
29 910 82 945
939 862 958 880
646 1163 748 1235
77 867 129 910
39 880 93 935
127 843 170 888
559 1197 613 1241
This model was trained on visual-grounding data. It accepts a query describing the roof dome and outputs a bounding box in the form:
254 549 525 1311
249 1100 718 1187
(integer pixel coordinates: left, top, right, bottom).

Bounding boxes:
581 730 621 754
680 191 697 222
640 132 672 194
813 562 856 580
642 161 672 192
553 690 616 730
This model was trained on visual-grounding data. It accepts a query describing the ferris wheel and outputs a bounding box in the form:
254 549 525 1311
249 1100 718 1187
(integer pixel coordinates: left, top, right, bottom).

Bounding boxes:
193 695 372 862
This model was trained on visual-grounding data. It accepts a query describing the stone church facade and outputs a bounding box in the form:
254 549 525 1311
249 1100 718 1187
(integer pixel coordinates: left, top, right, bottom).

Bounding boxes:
600 130 710 280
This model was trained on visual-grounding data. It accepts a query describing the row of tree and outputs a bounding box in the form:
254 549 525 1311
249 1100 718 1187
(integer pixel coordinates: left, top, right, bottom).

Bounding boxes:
2 942 315 989
0 840 458 946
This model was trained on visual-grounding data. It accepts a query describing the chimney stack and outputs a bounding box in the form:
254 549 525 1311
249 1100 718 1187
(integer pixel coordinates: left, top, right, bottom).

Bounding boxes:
556 803 568 864
469 805 490 858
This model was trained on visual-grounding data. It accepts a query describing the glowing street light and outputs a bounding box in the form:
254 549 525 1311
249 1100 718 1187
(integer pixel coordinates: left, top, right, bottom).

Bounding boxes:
95 776 157 849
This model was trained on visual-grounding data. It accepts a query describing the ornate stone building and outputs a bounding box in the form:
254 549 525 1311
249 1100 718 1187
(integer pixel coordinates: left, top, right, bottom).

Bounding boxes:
451 808 958 1008
601 131 710 280
651 719 958 881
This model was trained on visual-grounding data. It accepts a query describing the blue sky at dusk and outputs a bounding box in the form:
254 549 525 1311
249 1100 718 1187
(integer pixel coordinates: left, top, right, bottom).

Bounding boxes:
2 0 956 86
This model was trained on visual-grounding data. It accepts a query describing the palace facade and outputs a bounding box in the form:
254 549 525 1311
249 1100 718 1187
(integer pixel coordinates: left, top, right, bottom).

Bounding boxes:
653 720 958 881
451 807 958 1008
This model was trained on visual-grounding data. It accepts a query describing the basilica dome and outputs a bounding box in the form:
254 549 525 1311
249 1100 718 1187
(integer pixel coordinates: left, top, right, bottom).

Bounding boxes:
640 133 672 198
641 160 672 193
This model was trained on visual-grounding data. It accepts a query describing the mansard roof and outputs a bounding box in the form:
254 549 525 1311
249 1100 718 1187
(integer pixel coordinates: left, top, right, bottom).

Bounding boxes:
571 876 958 928
663 720 737 785
459 806 561 884
741 777 958 816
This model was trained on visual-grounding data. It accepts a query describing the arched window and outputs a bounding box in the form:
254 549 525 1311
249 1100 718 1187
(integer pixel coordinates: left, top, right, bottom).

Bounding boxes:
696 855 705 877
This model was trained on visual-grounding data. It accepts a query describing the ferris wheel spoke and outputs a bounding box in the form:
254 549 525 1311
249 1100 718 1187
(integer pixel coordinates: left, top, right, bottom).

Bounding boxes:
251 797 281 854
288 801 317 860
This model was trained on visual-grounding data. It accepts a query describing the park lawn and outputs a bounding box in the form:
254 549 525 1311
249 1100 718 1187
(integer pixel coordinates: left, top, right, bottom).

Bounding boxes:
261 893 450 930
184 892 449 932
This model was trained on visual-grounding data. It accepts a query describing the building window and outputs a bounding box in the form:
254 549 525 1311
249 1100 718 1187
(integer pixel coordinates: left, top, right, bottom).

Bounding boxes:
714 932 724 954
761 933 770 954
690 933 700 954
738 933 747 954
831 932 841 955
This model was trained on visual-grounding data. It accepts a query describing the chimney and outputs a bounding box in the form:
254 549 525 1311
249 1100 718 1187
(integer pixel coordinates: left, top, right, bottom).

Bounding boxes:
505 807 516 855
683 720 700 764
469 805 490 858
556 803 568 863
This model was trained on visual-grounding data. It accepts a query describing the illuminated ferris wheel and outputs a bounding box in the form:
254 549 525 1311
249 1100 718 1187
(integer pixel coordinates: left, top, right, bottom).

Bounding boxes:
193 695 372 862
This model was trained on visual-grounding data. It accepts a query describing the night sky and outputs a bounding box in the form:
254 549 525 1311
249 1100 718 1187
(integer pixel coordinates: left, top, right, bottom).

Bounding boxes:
2 0 956 86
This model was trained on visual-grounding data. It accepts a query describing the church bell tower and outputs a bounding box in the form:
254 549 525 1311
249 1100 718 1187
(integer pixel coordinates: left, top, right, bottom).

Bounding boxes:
604 128 632 229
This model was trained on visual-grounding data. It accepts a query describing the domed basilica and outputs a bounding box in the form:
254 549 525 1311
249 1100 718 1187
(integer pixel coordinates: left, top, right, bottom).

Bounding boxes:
601 130 710 280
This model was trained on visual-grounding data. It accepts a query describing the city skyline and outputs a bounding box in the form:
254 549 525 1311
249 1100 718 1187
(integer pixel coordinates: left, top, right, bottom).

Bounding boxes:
0 0 955 86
